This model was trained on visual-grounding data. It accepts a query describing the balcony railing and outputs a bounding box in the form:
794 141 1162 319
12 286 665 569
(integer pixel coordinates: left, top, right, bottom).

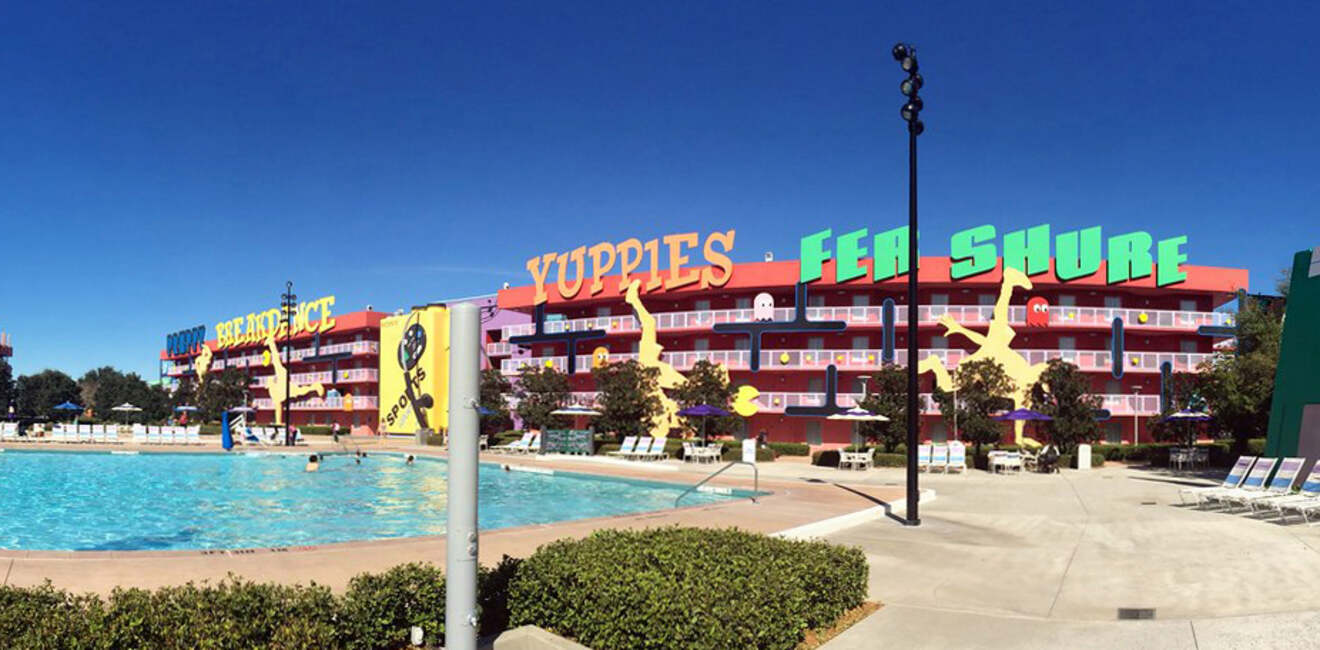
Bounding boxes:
250 368 379 389
485 341 517 357
499 304 1233 340
542 390 1164 417
250 395 379 410
501 348 1214 376
195 341 381 372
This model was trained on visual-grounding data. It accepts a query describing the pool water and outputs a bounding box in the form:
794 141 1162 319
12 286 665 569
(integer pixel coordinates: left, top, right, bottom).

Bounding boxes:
0 451 744 551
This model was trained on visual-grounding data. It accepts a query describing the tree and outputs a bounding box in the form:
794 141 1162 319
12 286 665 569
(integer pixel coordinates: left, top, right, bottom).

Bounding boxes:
479 368 514 435
931 358 1015 459
1028 359 1103 454
592 360 663 441
671 360 738 440
1193 298 1282 451
857 364 914 452
1147 372 1205 445
197 369 248 422
0 359 14 416
15 369 80 419
513 365 570 431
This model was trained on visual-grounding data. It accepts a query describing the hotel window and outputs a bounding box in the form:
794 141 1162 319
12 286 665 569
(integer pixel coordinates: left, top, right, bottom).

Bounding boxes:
932 336 948 348
808 377 824 393
734 420 749 441
1105 296 1122 308
852 335 869 350
595 306 611 317
1181 340 1199 353
694 338 710 351
809 294 826 307
804 421 823 446
978 294 995 306
1180 299 1197 312
733 338 750 350
1106 379 1121 395
694 299 711 312
1105 422 1123 444
735 297 752 309
1059 336 1076 350
808 337 825 350
852 294 870 307
931 293 948 305
630 341 639 353
1059 295 1076 307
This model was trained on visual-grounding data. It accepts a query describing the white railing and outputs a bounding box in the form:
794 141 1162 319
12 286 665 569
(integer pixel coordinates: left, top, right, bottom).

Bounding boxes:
250 368 379 388
486 341 517 357
501 348 1214 376
200 341 381 371
549 390 1163 416
250 395 379 410
501 304 1233 339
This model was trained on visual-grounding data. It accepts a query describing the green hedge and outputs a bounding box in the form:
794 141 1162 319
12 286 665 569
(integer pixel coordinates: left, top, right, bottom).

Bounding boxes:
509 527 866 650
766 441 810 456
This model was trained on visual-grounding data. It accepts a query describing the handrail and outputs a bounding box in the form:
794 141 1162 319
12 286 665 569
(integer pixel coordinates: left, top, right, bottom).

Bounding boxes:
675 460 759 507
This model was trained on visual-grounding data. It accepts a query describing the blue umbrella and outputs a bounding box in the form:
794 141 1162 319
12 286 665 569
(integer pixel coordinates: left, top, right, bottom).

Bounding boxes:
53 402 81 411
174 405 199 413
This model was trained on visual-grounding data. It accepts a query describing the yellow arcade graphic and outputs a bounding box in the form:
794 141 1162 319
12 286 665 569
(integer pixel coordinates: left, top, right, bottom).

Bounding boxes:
732 384 760 417
194 343 213 381
379 305 450 434
917 267 1050 445
624 279 684 436
264 333 326 425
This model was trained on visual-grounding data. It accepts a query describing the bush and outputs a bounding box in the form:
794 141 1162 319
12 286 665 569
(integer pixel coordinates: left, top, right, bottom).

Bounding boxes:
766 442 810 456
339 562 446 648
873 453 906 467
509 527 867 650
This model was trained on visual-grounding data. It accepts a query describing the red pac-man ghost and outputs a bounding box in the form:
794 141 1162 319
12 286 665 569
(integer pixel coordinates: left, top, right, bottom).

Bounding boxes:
1026 297 1049 327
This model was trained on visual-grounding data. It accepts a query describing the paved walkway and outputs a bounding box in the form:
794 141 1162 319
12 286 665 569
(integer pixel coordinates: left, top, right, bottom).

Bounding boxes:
819 465 1320 649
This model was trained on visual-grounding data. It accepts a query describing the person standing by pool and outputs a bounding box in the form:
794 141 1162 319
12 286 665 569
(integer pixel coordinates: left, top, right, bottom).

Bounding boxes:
331 421 340 444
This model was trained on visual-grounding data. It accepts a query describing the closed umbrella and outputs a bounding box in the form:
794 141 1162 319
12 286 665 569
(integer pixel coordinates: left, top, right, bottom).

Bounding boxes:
827 406 890 448
678 404 731 445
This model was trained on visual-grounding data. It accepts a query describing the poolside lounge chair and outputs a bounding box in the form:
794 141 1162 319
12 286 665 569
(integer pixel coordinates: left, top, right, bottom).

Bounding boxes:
492 432 534 454
931 445 949 473
621 437 652 460
917 444 932 472
1199 457 1278 509
1254 460 1320 522
947 441 968 474
1 423 18 442
523 433 541 454
1222 457 1306 511
607 436 638 458
643 436 670 460
132 425 147 444
186 426 202 445
1179 456 1257 505
147 426 161 445
78 424 93 443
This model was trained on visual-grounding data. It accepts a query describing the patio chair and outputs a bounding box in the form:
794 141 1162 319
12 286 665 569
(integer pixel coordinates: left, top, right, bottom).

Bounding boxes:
947 442 968 474
1170 447 1189 471
146 426 161 445
78 424 93 443
637 436 669 461
132 425 147 444
492 432 534 454
1021 448 1039 472
931 445 949 473
621 437 652 460
841 449 873 471
1255 460 1320 522
1222 457 1306 511
607 436 638 458
1179 456 1257 505
1198 457 1278 509
0 424 17 442
186 426 202 445
917 444 932 472
706 442 724 463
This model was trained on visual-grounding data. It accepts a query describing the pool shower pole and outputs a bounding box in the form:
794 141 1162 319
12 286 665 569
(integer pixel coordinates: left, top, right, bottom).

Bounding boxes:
446 303 480 650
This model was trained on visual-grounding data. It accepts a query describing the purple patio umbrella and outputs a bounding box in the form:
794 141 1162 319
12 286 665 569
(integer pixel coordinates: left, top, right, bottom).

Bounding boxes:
678 404 731 445
993 408 1053 421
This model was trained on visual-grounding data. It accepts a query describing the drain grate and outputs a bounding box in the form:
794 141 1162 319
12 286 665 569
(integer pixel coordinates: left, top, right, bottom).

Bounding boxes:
1117 608 1156 620
1140 501 1158 506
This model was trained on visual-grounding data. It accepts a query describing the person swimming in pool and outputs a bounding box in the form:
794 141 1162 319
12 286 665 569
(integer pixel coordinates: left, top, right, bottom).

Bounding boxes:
305 454 319 472
405 454 415 465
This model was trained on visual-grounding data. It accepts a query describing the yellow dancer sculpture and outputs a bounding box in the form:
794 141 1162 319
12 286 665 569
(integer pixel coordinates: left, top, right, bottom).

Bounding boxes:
917 267 1050 445
194 343 213 381
624 279 684 436
263 332 325 425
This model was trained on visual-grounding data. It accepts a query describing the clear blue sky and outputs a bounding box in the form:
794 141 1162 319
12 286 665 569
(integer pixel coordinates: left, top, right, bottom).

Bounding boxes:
2 1 1316 379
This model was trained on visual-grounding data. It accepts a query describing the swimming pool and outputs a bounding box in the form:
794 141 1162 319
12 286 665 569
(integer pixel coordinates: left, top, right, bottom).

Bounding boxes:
0 451 748 551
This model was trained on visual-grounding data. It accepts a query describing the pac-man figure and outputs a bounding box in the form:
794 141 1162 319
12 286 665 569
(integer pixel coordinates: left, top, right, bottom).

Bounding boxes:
1025 297 1050 327
591 346 610 369
752 292 775 321
732 384 760 417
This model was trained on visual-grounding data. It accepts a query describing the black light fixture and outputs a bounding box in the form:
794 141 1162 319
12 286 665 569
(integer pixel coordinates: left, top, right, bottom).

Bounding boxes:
892 41 924 527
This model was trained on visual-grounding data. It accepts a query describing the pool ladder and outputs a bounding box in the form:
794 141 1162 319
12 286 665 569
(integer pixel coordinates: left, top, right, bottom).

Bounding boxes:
675 461 759 507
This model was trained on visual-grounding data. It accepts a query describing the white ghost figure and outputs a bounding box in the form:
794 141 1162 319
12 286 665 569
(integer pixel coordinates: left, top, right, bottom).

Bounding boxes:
753 292 775 321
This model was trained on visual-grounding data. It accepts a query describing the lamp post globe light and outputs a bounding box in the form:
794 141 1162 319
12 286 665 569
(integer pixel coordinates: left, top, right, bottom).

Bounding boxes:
893 42 924 526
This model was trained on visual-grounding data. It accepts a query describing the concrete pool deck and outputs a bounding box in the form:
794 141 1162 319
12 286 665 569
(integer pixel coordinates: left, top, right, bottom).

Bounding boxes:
0 440 906 594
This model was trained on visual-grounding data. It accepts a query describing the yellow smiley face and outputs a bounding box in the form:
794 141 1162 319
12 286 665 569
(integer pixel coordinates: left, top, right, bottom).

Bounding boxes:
591 346 610 369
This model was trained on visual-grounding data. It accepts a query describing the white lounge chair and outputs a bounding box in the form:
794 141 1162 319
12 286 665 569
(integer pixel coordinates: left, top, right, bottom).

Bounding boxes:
493 432 534 454
1199 457 1278 509
186 426 202 445
132 425 147 444
947 442 968 474
1255 460 1320 522
623 437 652 460
523 433 541 454
917 444 932 472
1225 457 1307 511
1179 456 1257 505
931 445 949 473
146 426 161 445
78 424 93 443
607 436 638 458
0 423 18 442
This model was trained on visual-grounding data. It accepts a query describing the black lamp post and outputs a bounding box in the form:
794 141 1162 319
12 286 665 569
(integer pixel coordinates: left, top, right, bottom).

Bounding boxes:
282 281 297 446
893 42 923 526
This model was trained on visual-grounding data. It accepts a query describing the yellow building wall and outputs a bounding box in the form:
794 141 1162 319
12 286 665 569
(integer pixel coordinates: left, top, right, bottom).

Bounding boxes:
378 306 450 434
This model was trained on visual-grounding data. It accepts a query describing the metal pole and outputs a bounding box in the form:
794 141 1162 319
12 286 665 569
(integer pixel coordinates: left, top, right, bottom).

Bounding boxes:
1132 386 1141 445
284 281 293 447
446 303 480 650
904 125 921 526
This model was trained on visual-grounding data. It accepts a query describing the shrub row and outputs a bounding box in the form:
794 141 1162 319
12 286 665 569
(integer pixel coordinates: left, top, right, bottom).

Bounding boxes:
765 441 810 456
0 528 863 650
509 527 867 649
